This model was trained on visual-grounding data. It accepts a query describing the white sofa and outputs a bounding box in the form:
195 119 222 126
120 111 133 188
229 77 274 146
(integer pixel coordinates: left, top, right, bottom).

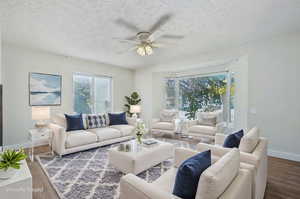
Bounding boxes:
184 110 226 141
120 147 252 199
49 113 137 156
196 127 268 199
151 109 180 135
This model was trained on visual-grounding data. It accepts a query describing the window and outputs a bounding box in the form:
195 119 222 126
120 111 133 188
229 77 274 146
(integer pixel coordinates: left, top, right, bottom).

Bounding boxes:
165 72 235 124
165 79 177 109
73 74 112 114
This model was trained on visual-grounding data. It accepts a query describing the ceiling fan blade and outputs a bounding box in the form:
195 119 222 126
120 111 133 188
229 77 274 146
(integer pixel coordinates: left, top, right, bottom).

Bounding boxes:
115 19 141 32
149 14 173 34
117 46 137 54
151 42 175 48
112 37 140 44
160 34 185 40
150 33 184 42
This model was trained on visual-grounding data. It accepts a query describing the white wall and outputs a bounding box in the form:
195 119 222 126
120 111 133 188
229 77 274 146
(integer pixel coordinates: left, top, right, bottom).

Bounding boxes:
135 32 300 161
247 33 300 161
2 43 134 146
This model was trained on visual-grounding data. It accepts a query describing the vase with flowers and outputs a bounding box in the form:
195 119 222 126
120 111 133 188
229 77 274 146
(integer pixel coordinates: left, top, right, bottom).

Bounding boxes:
135 121 146 144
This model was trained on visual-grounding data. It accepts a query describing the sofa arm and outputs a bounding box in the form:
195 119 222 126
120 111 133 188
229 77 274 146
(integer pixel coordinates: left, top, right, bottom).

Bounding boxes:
197 143 260 168
239 152 260 168
197 143 231 157
127 117 137 126
174 147 198 168
219 169 252 199
120 174 181 199
49 123 67 155
215 133 227 146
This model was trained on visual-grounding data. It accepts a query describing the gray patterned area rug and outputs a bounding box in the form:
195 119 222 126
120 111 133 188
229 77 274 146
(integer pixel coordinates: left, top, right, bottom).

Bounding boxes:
37 138 196 199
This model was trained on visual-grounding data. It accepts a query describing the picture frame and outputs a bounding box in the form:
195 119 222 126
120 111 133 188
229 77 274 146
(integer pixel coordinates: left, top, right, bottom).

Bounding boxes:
29 72 62 106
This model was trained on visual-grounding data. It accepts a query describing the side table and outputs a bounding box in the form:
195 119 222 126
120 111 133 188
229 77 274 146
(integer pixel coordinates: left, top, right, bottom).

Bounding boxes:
28 128 53 162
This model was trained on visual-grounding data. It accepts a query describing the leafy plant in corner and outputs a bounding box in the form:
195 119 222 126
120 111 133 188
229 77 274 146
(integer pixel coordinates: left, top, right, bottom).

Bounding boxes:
124 92 141 116
0 149 27 171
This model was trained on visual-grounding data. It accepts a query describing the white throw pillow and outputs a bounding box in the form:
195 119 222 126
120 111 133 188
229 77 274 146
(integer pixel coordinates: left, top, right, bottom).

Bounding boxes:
160 109 178 122
239 127 260 153
198 112 217 126
196 148 240 199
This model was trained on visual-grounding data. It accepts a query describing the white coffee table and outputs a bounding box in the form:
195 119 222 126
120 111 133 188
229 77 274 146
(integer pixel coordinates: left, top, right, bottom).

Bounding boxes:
108 139 174 175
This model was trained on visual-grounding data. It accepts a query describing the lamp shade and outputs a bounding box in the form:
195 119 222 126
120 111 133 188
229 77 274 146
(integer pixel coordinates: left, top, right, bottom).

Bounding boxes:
130 105 141 113
32 107 50 121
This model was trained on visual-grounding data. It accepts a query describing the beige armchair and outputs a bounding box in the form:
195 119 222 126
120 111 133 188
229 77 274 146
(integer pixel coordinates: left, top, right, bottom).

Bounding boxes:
120 147 252 199
196 127 268 199
151 109 180 135
184 110 226 141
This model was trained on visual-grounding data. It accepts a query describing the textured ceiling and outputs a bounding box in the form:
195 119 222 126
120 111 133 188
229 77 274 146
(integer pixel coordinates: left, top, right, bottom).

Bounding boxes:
1 0 300 68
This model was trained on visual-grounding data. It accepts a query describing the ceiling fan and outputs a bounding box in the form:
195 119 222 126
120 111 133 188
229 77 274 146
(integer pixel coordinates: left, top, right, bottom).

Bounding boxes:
114 14 184 56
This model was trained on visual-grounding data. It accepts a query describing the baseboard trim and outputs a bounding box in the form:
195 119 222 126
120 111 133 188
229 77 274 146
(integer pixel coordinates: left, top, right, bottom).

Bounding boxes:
268 150 300 162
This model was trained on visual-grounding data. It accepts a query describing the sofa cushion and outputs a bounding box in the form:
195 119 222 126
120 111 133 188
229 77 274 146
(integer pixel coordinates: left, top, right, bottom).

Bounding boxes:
239 127 260 153
66 130 97 148
152 122 174 130
87 127 122 141
196 148 240 199
160 109 178 122
110 125 134 136
173 150 211 199
223 129 244 148
108 112 128 125
65 114 85 132
86 114 108 129
188 125 217 135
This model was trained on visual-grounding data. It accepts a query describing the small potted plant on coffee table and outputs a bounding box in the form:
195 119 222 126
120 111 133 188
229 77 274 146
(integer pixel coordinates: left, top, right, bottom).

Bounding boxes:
0 149 27 179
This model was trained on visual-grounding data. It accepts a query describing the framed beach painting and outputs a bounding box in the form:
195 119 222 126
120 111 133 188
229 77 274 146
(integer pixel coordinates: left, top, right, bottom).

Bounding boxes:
29 73 62 106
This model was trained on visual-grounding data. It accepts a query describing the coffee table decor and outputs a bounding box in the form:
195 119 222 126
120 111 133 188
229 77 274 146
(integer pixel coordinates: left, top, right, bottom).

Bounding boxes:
134 121 147 144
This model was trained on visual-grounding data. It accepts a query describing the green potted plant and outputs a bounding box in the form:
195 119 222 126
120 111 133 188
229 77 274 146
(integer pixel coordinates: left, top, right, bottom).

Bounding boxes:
0 149 27 179
124 92 141 117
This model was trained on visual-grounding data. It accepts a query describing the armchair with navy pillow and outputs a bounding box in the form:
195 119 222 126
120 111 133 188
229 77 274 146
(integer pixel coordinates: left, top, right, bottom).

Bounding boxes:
120 147 252 199
197 127 268 199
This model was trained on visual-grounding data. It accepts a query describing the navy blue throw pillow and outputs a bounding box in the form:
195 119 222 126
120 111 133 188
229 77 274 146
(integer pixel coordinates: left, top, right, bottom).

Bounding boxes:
108 112 128 125
223 129 244 148
173 150 211 199
65 113 85 132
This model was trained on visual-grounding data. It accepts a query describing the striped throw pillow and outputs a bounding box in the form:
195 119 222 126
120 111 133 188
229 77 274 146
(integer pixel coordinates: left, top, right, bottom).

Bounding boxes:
86 114 108 129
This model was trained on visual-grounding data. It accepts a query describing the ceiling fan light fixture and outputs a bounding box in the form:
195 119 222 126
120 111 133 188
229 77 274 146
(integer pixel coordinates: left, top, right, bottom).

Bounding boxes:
145 44 153 55
136 44 153 56
137 45 146 56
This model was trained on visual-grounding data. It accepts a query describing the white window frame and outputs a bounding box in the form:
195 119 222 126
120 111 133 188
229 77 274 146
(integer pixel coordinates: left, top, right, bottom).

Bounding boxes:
72 73 113 114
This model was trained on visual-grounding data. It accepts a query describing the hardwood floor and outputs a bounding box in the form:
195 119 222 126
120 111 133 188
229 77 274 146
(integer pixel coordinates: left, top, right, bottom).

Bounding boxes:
264 157 300 199
26 146 59 199
26 146 300 199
